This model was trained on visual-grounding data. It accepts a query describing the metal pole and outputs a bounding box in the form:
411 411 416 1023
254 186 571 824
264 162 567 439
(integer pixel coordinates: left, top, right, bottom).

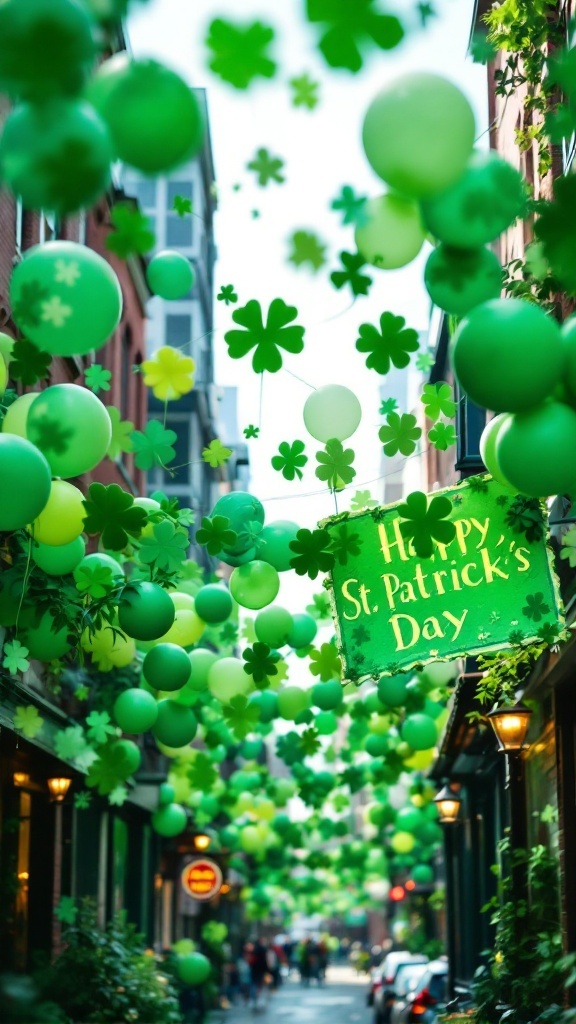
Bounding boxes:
444 823 457 1000
507 754 528 921
52 802 63 959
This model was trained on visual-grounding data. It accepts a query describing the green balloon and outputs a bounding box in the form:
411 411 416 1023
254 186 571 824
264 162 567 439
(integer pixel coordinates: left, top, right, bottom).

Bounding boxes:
88 55 205 174
315 711 338 735
450 298 563 412
249 690 278 723
208 657 252 703
421 151 527 248
147 250 194 300
362 73 475 199
229 561 280 611
187 649 219 692
401 713 437 751
211 491 265 540
76 552 124 581
194 584 233 624
424 245 502 317
377 674 408 707
27 384 111 478
0 99 112 215
395 806 424 832
143 644 191 692
10 241 122 356
365 733 389 757
114 688 158 734
2 392 39 437
258 520 300 572
153 700 197 747
496 401 576 497
32 536 85 576
479 414 514 486
412 864 434 885
303 385 361 443
220 824 240 850
277 686 310 721
355 194 425 269
0 0 96 99
0 435 51 531
113 739 141 775
118 583 175 641
287 613 317 649
19 610 72 661
561 316 576 403
254 605 293 648
159 782 175 806
152 802 187 837
311 679 343 711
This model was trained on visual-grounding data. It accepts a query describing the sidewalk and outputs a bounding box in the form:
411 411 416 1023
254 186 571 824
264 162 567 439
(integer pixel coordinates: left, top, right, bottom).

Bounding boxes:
208 966 370 1024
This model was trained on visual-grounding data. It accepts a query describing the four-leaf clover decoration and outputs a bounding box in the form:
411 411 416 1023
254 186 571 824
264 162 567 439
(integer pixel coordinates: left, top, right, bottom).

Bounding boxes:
203 439 233 468
242 642 279 683
223 695 261 740
173 195 193 217
289 528 335 579
420 382 457 422
82 482 148 551
329 523 362 565
56 896 78 925
380 397 398 416
218 284 238 305
86 710 117 745
306 0 404 73
330 251 372 297
244 424 260 439
74 564 116 599
224 298 305 373
350 490 377 512
138 521 189 573
84 364 112 394
196 515 238 556
4 641 31 675
131 420 177 471
505 496 544 544
356 312 419 375
271 440 308 481
309 643 342 682
142 346 195 401
290 73 320 109
206 19 277 89
428 422 457 451
188 752 218 792
416 349 435 372
522 593 551 623
107 407 134 461
13 704 43 738
379 413 422 457
315 439 356 490
288 231 327 272
561 526 576 567
300 728 322 756
9 339 52 386
396 491 456 559
106 202 155 259
330 185 369 227
247 148 285 186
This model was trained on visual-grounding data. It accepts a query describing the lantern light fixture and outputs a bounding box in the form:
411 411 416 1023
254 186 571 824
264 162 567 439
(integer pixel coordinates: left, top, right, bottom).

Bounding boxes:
47 778 72 802
487 703 532 754
434 784 462 823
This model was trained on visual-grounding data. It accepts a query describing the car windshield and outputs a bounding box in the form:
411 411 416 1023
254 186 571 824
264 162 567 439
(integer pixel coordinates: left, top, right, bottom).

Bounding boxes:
394 963 428 997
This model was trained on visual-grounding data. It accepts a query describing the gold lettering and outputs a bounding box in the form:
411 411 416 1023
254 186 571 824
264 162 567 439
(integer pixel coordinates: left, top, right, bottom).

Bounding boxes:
341 578 361 620
389 613 420 651
432 570 447 595
414 564 430 599
382 573 400 611
471 517 490 548
515 547 531 572
359 584 372 615
461 562 482 587
378 519 409 564
422 616 445 641
454 518 472 555
399 581 417 604
480 547 509 583
443 609 468 641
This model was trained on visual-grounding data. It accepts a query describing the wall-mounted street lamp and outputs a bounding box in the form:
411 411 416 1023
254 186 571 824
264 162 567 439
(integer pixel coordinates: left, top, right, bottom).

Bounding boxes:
487 704 532 753
193 831 211 852
434 784 462 824
47 778 72 803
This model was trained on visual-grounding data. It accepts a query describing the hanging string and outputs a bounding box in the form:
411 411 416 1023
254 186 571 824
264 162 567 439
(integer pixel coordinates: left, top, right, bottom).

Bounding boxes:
258 372 264 429
15 532 33 633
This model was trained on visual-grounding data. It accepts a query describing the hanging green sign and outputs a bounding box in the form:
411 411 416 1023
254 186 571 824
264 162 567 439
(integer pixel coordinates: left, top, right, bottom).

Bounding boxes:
322 477 563 681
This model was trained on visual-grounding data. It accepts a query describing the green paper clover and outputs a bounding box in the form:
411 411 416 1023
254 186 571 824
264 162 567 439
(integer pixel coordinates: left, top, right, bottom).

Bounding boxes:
428 422 457 451
131 420 177 470
27 414 73 456
223 695 261 740
244 424 260 439
218 284 238 305
74 564 116 599
196 515 238 556
188 753 218 792
508 628 526 647
288 231 327 272
107 406 134 461
206 19 277 89
466 475 489 494
4 641 31 675
139 520 189 573
329 523 362 565
173 195 193 217
380 398 398 416
242 642 279 684
561 527 576 567
84 364 112 394
417 1 436 27
12 280 51 330
535 176 576 294
108 785 128 806
309 643 342 682
536 622 561 646
289 528 335 579
247 148 285 186
276 731 302 766
290 73 320 109
415 350 435 372
350 490 377 512
106 202 155 259
271 440 308 481
13 704 43 738
470 30 498 63
202 921 228 947
203 439 233 468
75 685 90 702
331 186 369 227
225 298 305 373
330 251 372 297
83 482 148 551
315 439 356 490
505 496 544 544
396 491 456 559
300 728 322 756
340 765 365 793
74 791 92 810
421 382 457 422
522 593 550 622
379 413 422 457
86 710 117 745
356 312 419 375
86 741 136 795
306 0 404 72
9 339 52 385
54 726 87 762
56 896 78 925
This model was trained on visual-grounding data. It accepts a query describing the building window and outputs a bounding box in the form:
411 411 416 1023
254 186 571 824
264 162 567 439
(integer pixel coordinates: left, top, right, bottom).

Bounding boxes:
127 179 157 212
165 314 192 355
166 180 193 247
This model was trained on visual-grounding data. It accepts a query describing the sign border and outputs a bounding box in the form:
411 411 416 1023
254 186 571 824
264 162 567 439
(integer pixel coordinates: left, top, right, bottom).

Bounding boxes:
181 857 223 902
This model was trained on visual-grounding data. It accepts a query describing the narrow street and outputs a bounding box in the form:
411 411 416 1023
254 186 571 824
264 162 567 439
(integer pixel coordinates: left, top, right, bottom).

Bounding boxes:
211 966 371 1024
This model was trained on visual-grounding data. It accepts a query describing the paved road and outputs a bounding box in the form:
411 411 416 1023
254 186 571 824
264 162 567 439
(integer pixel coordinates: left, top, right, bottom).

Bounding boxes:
211 966 372 1024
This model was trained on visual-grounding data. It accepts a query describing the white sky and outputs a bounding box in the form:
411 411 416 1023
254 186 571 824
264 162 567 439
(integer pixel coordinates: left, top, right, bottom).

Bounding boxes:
128 0 488 646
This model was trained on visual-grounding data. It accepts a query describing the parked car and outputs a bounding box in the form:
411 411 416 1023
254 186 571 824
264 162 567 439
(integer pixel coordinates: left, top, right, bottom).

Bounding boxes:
379 961 429 1024
367 952 428 1017
400 959 449 1023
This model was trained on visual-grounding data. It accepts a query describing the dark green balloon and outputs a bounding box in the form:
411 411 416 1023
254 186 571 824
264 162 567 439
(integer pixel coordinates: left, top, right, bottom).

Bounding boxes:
143 644 192 691
287 613 317 649
0 434 51 531
401 713 437 751
377 674 408 707
147 251 194 301
114 688 158 734
496 401 576 497
311 679 343 711
0 0 96 100
258 520 300 572
153 700 197 747
118 583 175 641
152 803 187 837
424 245 502 317
194 584 233 624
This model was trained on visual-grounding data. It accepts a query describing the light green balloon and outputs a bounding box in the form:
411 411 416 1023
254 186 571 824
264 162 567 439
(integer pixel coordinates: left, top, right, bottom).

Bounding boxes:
229 561 280 611
2 392 39 438
32 536 86 576
355 194 425 269
479 414 514 486
303 385 361 443
208 657 252 703
27 384 112 478
277 686 310 721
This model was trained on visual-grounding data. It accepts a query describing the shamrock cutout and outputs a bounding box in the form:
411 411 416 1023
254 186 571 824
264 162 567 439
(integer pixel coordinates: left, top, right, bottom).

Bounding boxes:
74 791 92 810
350 490 377 512
379 412 422 457
9 339 51 385
142 346 195 401
131 420 177 471
306 0 404 72
356 312 419 375
271 440 308 481
13 704 43 738
54 726 87 762
505 496 544 543
315 439 356 490
508 628 526 647
4 641 30 675
396 491 456 559
173 195 193 217
107 407 134 461
288 231 327 272
84 364 112 394
380 398 398 416
12 280 50 330
223 695 260 739
218 284 238 305
56 896 77 925
188 752 218 792
86 710 117 745
309 643 342 681
307 592 331 622
290 73 320 109
522 593 550 623
537 622 562 646
331 186 369 227
41 296 72 328
421 382 457 422
242 642 279 683
289 528 335 579
415 350 435 372
75 685 90 701
561 527 576 567
534 176 576 294
86 740 137 795
206 19 277 89
225 298 305 373
106 202 155 259
330 251 372 297
244 424 260 439
196 515 238 556
340 765 366 793
300 729 322 757
139 520 189 573
329 523 362 565
247 148 285 187
83 482 148 551
203 439 233 468
428 422 457 451
276 731 302 766
470 30 497 63
28 414 73 456
108 785 128 806
74 564 116 599
417 1 436 27
467 475 489 493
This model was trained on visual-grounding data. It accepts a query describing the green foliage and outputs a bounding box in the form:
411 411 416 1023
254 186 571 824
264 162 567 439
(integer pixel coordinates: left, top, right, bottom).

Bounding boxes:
469 642 547 722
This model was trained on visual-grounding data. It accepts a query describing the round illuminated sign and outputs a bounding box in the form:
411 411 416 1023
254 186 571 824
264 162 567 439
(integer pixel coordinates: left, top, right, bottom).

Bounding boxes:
181 858 223 901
